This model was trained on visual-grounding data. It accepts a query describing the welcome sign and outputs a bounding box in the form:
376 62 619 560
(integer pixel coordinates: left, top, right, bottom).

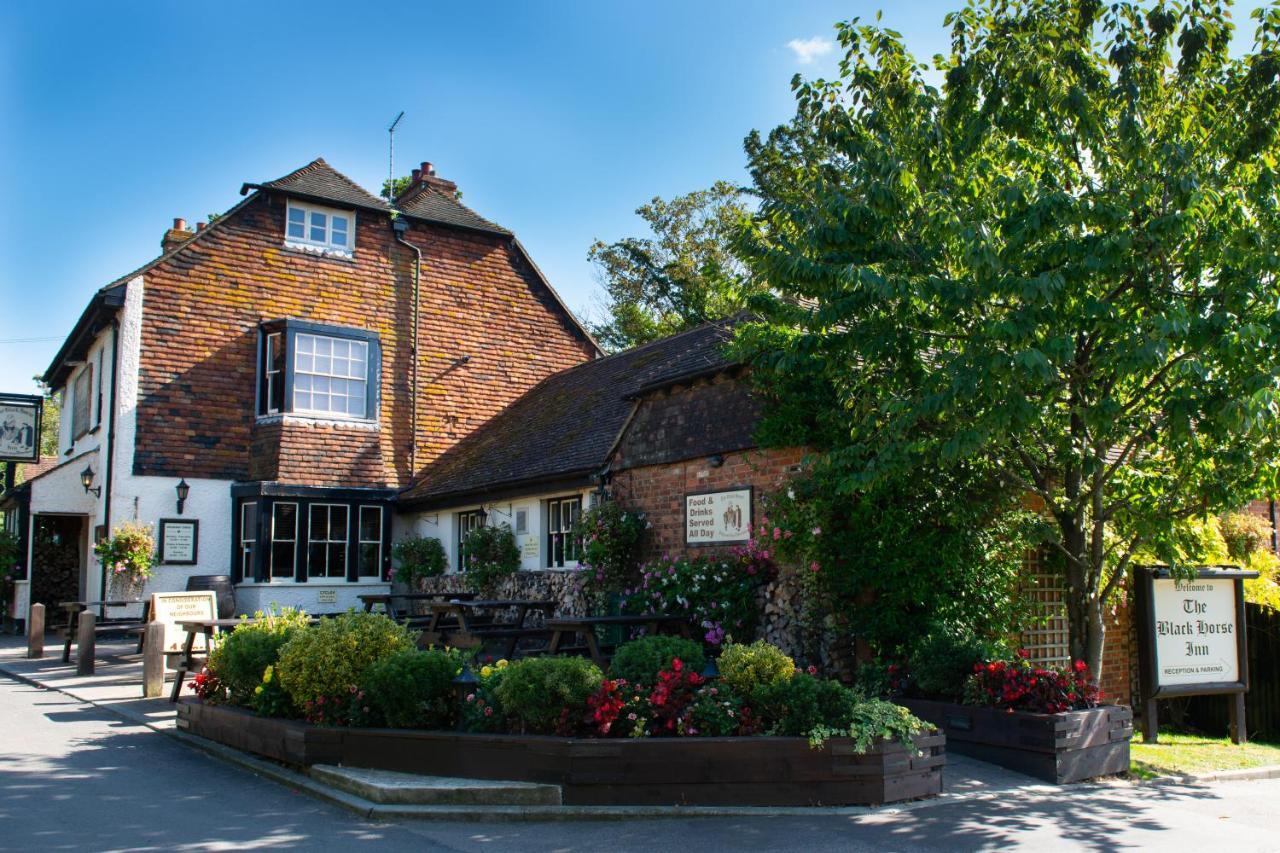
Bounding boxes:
1151 577 1239 687
685 488 752 544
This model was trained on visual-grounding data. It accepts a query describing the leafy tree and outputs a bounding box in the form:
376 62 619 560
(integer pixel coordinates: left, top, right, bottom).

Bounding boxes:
736 0 1280 675
382 175 413 200
588 182 760 350
35 380 58 460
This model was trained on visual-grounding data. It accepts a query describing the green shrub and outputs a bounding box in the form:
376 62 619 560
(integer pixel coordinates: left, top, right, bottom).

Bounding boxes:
610 636 706 688
276 611 415 709
908 632 1009 700
392 535 448 585
1220 512 1273 562
361 649 464 729
494 657 603 734
0 529 18 581
748 673 856 737
250 664 296 718
460 524 520 592
717 640 794 695
573 502 647 603
832 699 926 753
208 607 310 706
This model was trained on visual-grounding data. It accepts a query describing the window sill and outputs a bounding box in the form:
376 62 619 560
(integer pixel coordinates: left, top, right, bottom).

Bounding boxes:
255 413 380 430
236 579 390 587
282 242 355 262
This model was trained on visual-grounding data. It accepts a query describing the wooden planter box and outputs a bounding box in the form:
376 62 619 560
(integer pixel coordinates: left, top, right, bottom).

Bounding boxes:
177 700 945 806
898 698 1131 784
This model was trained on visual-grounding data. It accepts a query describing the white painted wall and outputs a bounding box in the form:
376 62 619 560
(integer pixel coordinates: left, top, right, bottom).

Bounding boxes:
394 487 595 575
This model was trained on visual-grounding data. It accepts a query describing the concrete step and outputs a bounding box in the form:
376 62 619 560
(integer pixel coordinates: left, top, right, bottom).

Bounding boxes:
308 765 562 806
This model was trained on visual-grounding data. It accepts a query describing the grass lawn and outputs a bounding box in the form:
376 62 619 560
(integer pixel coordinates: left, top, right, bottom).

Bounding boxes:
1130 730 1280 779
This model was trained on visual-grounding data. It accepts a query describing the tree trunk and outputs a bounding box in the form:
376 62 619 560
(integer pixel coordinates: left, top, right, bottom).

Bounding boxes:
1060 519 1106 680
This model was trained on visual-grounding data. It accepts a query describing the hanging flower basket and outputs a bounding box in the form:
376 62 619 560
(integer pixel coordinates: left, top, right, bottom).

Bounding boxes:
95 521 156 600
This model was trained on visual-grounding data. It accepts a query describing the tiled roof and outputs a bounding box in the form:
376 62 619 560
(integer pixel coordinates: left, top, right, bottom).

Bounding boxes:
396 185 510 235
399 318 740 506
240 157 393 212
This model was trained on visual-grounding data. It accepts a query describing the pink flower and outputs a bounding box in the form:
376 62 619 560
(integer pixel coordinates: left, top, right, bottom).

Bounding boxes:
483 706 493 717
809 561 820 573
772 527 781 540
812 526 822 536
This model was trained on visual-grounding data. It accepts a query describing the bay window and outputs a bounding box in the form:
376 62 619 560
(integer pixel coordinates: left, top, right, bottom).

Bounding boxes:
233 493 390 583
257 320 379 421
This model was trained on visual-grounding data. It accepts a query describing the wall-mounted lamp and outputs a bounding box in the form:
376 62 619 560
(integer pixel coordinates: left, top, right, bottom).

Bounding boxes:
708 454 725 468
483 503 512 522
475 506 489 526
175 478 191 515
80 465 101 498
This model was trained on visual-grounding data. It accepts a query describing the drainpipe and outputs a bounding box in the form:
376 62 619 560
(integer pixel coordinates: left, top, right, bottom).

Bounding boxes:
391 217 421 474
98 319 120 614
1270 500 1277 555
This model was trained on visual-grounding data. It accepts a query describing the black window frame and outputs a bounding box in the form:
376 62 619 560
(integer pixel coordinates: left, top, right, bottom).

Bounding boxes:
256 319 381 421
456 509 485 573
232 492 393 584
307 503 349 580
546 496 582 568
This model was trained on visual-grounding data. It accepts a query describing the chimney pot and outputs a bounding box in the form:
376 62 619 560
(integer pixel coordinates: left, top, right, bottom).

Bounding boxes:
411 168 421 183
173 217 187 232
196 221 206 232
420 161 433 177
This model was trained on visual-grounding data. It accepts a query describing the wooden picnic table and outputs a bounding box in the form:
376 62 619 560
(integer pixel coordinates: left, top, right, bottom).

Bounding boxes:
359 591 477 622
59 599 150 663
169 617 257 702
421 599 557 656
545 614 694 669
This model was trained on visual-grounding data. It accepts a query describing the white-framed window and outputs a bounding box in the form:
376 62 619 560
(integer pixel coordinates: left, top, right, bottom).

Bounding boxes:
294 333 369 418
264 332 284 414
285 201 354 256
546 496 581 568
357 506 383 578
239 502 258 580
270 502 298 579
457 509 485 572
308 504 348 579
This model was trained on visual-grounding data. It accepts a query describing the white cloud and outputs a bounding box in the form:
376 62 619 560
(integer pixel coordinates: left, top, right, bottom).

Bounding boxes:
787 36 834 64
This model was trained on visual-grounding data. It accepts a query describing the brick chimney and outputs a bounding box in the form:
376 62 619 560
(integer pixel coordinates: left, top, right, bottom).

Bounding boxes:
407 161 458 197
161 217 195 253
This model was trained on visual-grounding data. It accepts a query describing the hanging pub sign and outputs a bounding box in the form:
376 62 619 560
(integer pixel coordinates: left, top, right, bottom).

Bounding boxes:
685 487 752 545
1134 565 1257 744
0 393 42 463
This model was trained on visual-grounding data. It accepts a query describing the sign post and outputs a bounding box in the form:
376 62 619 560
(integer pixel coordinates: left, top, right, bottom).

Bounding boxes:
1134 565 1257 744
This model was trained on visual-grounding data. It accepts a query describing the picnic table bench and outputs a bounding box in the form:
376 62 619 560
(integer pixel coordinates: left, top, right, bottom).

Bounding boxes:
421 599 556 656
545 614 694 669
358 591 477 624
60 600 151 664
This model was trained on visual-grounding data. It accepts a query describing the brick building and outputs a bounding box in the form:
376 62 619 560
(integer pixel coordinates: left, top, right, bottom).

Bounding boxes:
4 158 597 619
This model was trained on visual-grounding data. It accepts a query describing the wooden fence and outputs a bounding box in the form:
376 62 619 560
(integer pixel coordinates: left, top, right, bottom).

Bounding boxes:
1175 603 1280 742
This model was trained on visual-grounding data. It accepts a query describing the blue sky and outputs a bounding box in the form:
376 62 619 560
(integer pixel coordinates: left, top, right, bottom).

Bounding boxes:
0 1 1270 394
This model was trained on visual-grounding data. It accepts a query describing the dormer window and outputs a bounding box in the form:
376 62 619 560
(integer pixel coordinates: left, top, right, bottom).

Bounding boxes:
284 201 354 257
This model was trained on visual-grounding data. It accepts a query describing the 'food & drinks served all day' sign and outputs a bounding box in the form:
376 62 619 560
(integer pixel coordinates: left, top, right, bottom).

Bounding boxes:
685 488 752 545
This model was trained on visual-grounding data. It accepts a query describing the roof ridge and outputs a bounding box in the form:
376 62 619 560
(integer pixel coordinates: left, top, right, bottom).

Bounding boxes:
547 315 737 377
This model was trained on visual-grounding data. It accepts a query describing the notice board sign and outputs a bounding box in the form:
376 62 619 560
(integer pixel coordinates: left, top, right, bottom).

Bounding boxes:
0 393 41 463
1135 565 1257 743
685 488 752 545
158 519 198 565
150 590 218 653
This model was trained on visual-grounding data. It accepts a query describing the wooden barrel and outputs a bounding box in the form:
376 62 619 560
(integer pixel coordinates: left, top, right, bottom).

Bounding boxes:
185 575 235 619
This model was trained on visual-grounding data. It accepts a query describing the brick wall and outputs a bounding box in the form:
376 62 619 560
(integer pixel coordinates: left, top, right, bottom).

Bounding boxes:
1098 601 1135 707
610 446 807 563
134 192 595 486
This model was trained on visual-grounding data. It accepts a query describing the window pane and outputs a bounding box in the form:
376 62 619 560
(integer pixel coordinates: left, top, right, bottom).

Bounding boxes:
296 334 314 355
331 505 348 537
332 215 348 232
296 352 313 372
328 543 346 577
287 222 304 239
288 207 305 224
308 543 327 577
358 543 379 576
310 211 326 229
241 503 257 543
272 543 295 577
359 507 380 541
310 506 326 541
314 336 331 356
331 230 347 247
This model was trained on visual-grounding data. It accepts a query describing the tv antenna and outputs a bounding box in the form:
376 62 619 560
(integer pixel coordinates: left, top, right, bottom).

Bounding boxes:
387 111 405 201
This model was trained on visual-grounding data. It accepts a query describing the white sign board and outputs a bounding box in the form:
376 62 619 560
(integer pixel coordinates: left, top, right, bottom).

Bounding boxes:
159 519 198 565
686 489 752 544
1152 578 1239 687
150 591 218 653
316 589 337 605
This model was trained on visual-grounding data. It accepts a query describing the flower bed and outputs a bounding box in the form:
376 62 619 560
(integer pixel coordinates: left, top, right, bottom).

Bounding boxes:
176 699 945 806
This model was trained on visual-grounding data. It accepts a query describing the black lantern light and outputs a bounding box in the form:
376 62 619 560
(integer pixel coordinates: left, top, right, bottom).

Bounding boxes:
475 505 489 526
79 465 101 498
452 663 480 730
175 478 191 515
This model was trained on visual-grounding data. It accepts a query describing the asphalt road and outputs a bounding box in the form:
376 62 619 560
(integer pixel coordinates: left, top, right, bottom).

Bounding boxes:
2 675 1278 852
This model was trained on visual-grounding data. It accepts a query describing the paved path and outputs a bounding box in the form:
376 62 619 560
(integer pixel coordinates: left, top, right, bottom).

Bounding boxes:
3 636 1280 850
